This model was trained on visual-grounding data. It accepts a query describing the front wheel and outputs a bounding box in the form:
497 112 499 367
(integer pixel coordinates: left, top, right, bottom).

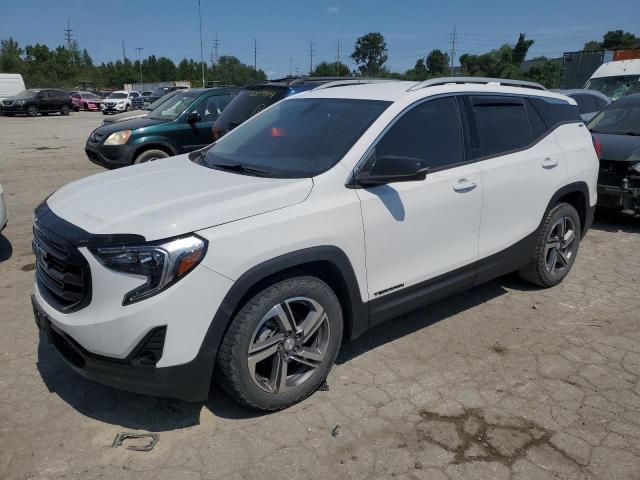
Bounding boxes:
519 203 581 287
133 149 170 164
217 276 343 411
26 105 38 117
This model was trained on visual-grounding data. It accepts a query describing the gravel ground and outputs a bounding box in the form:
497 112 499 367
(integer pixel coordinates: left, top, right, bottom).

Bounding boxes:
1 111 640 480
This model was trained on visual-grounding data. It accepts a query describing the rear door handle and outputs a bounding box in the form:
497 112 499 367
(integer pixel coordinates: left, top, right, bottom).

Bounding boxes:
542 157 559 169
453 179 477 192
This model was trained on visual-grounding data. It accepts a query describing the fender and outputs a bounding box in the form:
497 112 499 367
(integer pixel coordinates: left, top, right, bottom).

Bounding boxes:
547 181 593 236
197 245 369 360
131 138 179 157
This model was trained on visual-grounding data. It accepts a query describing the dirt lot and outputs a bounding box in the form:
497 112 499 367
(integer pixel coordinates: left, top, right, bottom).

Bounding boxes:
1 111 640 480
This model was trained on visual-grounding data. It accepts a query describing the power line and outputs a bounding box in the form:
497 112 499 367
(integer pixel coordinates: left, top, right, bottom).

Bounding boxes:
197 0 205 87
213 33 220 65
449 25 458 75
64 18 74 49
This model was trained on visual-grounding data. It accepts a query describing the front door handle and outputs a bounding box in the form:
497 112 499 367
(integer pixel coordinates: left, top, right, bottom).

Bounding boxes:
542 157 559 169
453 179 477 192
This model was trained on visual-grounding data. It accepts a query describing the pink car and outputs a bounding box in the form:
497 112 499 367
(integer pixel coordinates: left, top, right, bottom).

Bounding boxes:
70 91 102 111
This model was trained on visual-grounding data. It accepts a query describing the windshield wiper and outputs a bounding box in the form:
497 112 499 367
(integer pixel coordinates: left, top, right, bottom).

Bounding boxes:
208 161 274 178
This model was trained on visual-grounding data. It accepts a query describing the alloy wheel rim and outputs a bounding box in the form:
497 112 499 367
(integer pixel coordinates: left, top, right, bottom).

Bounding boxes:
247 297 330 394
545 216 576 274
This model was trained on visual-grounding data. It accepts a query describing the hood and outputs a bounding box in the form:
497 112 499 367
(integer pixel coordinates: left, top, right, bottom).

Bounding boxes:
47 155 313 241
94 116 167 135
102 110 148 125
594 132 640 162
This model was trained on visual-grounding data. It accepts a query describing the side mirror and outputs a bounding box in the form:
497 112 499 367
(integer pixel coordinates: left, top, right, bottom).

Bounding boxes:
186 111 201 123
355 155 429 187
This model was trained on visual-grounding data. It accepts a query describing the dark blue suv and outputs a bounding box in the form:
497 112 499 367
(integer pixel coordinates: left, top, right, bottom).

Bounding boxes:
212 77 360 140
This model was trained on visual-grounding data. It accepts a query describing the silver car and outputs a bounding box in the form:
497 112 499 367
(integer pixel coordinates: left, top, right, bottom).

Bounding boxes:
553 89 611 122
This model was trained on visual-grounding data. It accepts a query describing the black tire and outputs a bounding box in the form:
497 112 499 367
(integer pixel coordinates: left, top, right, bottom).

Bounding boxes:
217 275 343 411
133 149 170 165
74 105 80 112
83 103 88 111
102 111 107 115
519 203 581 287
61 105 70 116
26 105 38 117
4 113 14 117
124 104 129 112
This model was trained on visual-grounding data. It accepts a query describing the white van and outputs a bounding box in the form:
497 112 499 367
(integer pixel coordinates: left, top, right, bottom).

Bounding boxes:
0 74 26 102
584 59 640 100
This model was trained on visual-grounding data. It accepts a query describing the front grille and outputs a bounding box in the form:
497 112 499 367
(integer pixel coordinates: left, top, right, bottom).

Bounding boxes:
2 100 13 106
33 224 91 312
104 102 115 107
90 131 105 144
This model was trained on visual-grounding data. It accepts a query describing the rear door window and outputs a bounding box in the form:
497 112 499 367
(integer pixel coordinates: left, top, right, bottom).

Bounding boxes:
528 96 581 129
470 96 532 158
572 94 597 114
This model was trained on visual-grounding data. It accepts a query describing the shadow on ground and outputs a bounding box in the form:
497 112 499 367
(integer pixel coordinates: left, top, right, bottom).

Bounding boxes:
591 208 640 233
35 272 531 430
0 234 13 262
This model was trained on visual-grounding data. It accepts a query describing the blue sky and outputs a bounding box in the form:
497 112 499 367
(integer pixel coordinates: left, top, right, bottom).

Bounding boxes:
3 0 640 77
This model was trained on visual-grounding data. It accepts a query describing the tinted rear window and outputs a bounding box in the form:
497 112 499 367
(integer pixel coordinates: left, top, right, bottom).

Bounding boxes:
470 97 532 158
213 87 289 137
572 94 597 114
528 96 581 128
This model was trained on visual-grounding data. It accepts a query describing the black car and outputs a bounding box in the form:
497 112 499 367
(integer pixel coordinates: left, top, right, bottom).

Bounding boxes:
588 93 640 215
1 89 73 117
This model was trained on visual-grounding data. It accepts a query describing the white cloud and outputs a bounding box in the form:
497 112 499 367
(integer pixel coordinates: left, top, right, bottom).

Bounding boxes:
327 6 339 13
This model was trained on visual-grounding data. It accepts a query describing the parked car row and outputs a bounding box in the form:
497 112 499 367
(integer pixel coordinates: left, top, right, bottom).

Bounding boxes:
33 76 605 411
131 86 188 110
1 89 73 116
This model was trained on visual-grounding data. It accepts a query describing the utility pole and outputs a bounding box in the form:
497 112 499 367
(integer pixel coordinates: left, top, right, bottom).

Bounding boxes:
289 58 293 76
134 47 144 83
64 19 74 49
213 33 220 65
122 40 126 61
449 25 458 76
253 38 257 71
309 41 315 75
336 38 341 77
198 0 205 87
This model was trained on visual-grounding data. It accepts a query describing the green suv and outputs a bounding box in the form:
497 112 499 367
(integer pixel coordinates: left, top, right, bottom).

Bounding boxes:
85 87 239 168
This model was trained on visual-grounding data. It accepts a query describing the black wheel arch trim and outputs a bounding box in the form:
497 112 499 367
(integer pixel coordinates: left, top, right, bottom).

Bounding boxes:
132 141 178 161
198 246 368 360
546 181 593 237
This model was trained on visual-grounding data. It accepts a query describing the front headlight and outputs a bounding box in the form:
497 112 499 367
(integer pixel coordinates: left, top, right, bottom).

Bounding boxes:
16 100 26 105
103 130 131 145
631 162 640 175
90 235 207 305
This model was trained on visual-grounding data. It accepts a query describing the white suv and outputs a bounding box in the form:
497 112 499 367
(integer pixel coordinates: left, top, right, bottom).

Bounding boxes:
31 78 598 410
100 90 139 114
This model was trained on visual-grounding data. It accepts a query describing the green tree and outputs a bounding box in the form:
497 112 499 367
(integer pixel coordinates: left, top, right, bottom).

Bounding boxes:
0 37 23 72
426 49 449 75
512 34 534 64
403 58 428 80
310 61 350 77
523 58 561 88
602 30 640 50
81 48 93 67
351 32 388 76
583 40 602 51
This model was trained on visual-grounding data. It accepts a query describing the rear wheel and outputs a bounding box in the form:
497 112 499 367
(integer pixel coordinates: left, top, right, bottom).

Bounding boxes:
61 105 70 116
133 149 170 164
519 203 581 287
26 105 38 117
217 275 343 411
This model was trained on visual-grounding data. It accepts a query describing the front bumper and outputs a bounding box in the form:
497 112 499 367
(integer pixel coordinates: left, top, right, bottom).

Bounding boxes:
34 295 215 401
1 103 26 113
101 103 127 112
597 162 640 214
85 142 135 169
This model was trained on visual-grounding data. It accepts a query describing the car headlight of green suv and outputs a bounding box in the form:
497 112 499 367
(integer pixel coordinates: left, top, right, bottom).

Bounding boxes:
103 130 132 145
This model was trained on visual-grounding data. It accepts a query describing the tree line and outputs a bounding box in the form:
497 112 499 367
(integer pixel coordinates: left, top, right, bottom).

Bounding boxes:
1 29 638 91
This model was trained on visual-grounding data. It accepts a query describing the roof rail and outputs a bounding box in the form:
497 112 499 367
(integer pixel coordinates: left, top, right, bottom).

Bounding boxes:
408 77 546 92
312 78 393 90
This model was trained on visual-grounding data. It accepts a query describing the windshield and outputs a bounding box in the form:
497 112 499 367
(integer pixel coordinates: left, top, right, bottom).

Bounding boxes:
585 75 640 101
107 92 127 99
213 87 289 138
589 98 640 135
146 91 198 120
84 93 100 100
15 89 40 98
197 98 390 178
144 91 179 111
